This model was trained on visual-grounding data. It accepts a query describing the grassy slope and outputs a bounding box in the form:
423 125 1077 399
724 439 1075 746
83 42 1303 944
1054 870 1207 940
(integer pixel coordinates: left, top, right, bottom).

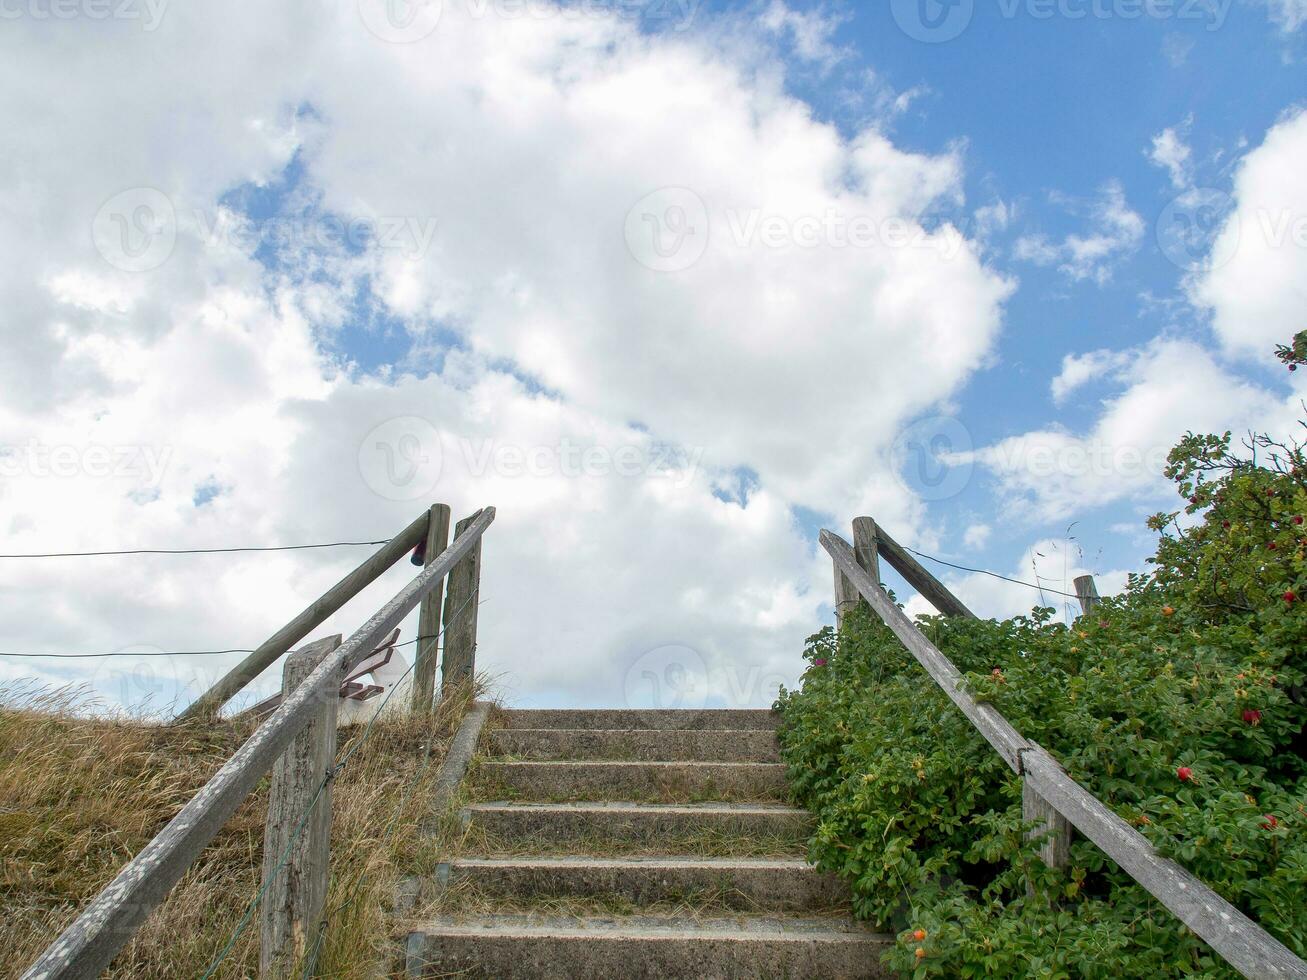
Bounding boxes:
0 682 474 978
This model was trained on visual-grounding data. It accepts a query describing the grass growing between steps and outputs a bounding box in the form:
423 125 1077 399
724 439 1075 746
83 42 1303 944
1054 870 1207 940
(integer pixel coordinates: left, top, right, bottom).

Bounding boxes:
440 822 812 861
0 679 483 979
405 879 853 921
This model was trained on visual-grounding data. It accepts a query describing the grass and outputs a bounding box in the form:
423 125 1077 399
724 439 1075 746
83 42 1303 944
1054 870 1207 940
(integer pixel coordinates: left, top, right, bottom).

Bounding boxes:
0 677 482 978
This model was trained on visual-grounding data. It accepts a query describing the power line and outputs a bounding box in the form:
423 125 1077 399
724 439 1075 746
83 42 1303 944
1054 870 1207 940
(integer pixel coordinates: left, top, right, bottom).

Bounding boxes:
0 637 429 660
902 546 1085 601
0 539 390 560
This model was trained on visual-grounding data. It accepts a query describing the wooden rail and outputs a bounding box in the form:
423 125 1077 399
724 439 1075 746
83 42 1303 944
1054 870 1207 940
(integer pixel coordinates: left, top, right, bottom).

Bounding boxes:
822 521 1307 980
177 508 437 721
22 506 496 980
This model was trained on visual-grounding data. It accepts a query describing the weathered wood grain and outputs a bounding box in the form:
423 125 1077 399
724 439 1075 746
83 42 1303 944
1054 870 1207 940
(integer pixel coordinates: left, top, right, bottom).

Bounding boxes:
1073 575 1100 616
1022 777 1070 893
440 510 484 693
412 503 452 715
260 636 341 978
22 507 496 980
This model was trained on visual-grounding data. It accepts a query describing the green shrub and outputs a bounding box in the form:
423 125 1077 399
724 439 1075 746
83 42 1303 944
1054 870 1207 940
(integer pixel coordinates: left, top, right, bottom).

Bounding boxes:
775 337 1307 977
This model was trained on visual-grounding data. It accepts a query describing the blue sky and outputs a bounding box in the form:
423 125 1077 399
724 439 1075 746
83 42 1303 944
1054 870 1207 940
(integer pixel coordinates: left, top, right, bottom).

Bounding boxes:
1 0 1305 710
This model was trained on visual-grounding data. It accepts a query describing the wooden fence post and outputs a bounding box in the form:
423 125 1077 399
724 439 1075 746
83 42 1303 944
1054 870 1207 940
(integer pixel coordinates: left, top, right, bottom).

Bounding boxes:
1023 777 1071 896
411 503 451 715
837 517 882 627
1074 574 1100 616
440 509 483 695
260 635 341 978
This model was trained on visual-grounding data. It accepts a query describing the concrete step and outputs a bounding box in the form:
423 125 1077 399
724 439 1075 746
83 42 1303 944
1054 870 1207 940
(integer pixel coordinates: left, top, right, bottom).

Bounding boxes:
497 708 778 731
490 727 781 763
479 760 789 802
407 856 848 913
404 913 892 979
459 801 811 852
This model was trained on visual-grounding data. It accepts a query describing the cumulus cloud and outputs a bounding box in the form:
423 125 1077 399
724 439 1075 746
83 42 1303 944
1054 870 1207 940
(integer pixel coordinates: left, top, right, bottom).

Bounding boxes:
0 0 1011 711
966 339 1296 520
1014 181 1144 285
1192 108 1307 361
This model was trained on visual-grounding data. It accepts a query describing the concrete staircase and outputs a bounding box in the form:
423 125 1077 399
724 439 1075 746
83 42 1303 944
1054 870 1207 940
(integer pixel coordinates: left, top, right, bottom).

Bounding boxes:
400 708 891 978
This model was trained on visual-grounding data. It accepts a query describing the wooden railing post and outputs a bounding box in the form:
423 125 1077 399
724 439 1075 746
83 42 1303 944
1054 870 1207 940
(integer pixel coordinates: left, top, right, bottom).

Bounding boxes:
1074 574 1100 616
260 635 341 978
440 509 484 694
837 517 882 627
1022 776 1071 895
411 503 451 715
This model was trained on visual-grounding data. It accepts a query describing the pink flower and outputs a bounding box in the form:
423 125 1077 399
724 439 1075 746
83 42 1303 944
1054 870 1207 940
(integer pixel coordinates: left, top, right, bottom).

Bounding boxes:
813 658 828 667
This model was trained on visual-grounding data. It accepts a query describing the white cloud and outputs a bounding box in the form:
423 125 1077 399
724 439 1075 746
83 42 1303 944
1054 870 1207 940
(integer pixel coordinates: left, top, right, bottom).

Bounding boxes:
0 1 1012 711
966 338 1297 520
1050 348 1135 405
1192 108 1307 361
758 1 849 71
1261 0 1307 32
962 523 991 549
1014 181 1144 285
1148 124 1193 190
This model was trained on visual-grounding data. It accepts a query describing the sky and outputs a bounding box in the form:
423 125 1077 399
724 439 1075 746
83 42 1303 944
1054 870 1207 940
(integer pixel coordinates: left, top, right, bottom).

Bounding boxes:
0 0 1304 715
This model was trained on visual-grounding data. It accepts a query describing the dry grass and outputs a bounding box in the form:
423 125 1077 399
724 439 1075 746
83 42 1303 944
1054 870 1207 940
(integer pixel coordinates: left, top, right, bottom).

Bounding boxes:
0 678 481 978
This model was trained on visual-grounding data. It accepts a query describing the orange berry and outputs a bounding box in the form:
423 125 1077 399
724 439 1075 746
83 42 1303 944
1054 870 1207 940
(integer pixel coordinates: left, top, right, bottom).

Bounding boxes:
1162 605 1176 617
913 929 927 941
915 947 927 960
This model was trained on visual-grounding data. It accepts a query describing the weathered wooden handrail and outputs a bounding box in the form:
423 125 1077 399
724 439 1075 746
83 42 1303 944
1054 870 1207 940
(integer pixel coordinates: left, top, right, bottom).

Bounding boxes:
177 508 438 721
822 526 1307 980
22 506 496 980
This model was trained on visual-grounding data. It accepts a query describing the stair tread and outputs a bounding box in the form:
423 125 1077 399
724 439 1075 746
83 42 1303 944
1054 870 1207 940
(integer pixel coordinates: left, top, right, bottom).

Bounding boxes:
445 855 820 869
408 912 888 940
484 760 784 769
467 801 804 813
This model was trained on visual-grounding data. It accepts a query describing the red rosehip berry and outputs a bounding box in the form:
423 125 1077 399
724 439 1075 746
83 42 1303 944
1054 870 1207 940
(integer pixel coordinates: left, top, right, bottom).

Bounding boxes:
1189 495 1199 505
913 928 927 942
1269 542 1278 550
1261 815 1279 830
1222 521 1231 529
1284 590 1297 604
1177 766 1194 782
915 947 927 960
1243 708 1262 726
1295 516 1304 525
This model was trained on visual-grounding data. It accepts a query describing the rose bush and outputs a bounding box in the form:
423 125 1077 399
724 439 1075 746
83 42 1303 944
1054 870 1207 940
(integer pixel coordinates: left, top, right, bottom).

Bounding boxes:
775 337 1307 977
